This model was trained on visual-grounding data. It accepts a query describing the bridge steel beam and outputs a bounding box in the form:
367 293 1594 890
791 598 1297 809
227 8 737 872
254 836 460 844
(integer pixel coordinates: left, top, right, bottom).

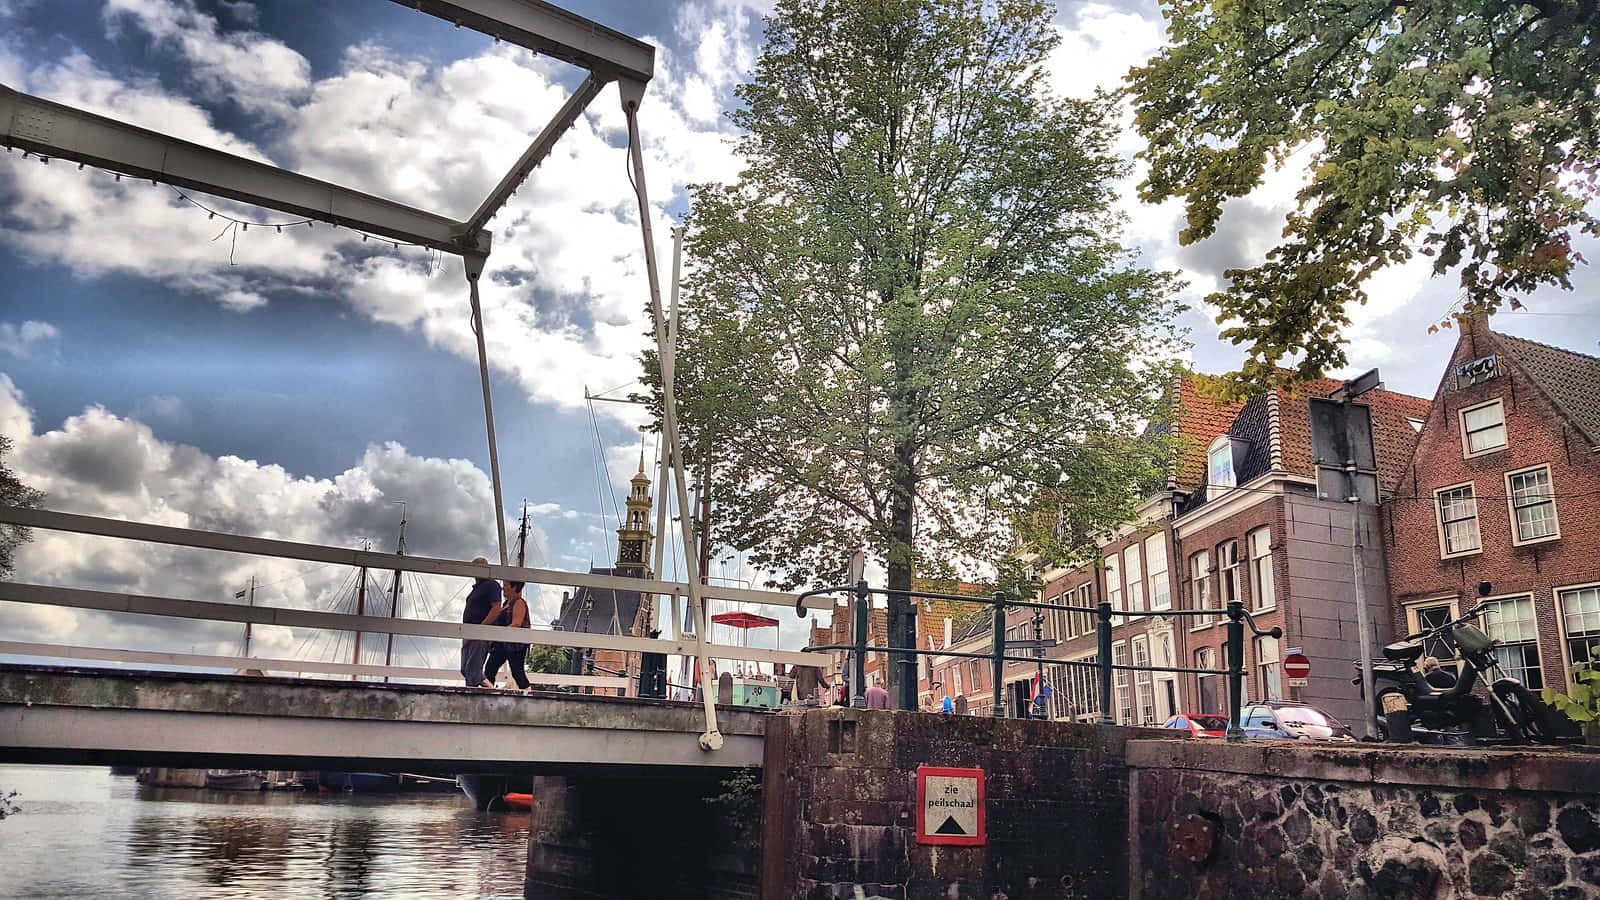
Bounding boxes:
0 666 765 771
399 0 654 85
0 86 493 256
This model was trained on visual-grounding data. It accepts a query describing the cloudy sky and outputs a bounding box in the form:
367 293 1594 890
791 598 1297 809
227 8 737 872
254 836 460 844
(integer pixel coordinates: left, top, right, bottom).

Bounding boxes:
1 0 1596 669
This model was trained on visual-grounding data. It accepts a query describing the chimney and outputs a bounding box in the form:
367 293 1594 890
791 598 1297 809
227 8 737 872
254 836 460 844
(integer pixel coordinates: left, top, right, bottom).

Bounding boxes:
1456 307 1491 335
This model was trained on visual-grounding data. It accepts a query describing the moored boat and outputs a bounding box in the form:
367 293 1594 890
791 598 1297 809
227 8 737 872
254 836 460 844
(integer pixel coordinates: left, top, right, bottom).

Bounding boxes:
205 770 267 791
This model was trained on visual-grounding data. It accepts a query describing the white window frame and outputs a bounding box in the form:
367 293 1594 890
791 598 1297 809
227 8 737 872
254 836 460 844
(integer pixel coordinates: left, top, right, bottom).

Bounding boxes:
1434 481 1482 559
1131 635 1155 726
1247 527 1275 612
1189 550 1213 632
1077 583 1094 637
1194 646 1220 715
1218 539 1241 610
1458 398 1507 458
1207 434 1237 500
1124 544 1144 613
1479 592 1543 691
1403 595 1461 664
1255 633 1282 701
1504 464 1560 546
1112 640 1132 725
1556 582 1600 677
1146 534 1170 611
1104 554 1122 624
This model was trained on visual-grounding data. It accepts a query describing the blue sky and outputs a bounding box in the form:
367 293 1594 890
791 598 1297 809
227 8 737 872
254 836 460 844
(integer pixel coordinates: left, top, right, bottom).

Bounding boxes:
0 0 1596 665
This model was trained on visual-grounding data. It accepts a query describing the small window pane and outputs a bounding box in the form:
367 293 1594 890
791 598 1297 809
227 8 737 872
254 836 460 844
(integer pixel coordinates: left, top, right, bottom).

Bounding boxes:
1437 485 1480 554
1482 596 1541 689
1509 468 1558 541
1559 586 1600 670
1463 403 1507 453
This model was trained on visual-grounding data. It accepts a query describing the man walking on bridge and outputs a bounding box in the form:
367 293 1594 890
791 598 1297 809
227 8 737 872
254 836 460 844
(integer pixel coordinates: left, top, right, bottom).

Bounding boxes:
460 557 501 687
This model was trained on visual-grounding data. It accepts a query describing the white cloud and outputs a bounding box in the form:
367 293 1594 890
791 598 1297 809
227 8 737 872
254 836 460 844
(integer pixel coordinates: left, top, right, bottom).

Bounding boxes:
0 320 59 358
0 2 761 420
103 0 311 116
0 376 546 670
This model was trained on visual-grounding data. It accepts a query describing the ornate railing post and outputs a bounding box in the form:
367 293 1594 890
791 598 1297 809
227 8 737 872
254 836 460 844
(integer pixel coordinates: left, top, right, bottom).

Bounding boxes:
1097 599 1114 725
852 579 869 709
992 591 1007 718
1225 599 1246 741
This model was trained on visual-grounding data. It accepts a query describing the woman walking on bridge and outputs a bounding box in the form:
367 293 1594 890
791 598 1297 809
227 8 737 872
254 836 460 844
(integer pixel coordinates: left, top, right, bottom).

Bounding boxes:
485 581 532 691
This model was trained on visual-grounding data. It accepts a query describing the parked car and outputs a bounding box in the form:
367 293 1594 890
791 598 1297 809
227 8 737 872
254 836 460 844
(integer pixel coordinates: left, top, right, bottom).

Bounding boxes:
1161 714 1231 737
1161 713 1283 739
1240 702 1357 742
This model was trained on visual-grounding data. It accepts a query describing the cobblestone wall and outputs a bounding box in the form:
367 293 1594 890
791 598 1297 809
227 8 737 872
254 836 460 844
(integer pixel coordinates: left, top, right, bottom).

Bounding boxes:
1128 742 1600 899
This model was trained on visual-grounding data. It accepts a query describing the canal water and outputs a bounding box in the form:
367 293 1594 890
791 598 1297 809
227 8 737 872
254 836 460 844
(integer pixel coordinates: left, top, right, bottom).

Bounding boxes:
0 765 530 898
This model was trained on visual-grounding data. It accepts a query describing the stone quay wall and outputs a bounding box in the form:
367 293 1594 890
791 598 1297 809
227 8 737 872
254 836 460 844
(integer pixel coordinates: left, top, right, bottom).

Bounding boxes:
761 707 1182 899
1127 741 1600 899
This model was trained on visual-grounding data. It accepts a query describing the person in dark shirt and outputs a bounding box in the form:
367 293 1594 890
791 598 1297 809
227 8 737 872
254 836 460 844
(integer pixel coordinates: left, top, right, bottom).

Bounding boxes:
460 557 502 687
484 581 532 690
1422 656 1458 689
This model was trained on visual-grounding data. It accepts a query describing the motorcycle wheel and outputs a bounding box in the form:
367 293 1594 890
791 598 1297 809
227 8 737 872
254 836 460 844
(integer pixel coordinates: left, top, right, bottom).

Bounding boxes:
1493 682 1560 743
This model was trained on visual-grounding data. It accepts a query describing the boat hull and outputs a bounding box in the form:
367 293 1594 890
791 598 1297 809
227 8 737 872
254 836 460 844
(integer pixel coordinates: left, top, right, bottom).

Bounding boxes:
205 771 266 791
456 773 534 811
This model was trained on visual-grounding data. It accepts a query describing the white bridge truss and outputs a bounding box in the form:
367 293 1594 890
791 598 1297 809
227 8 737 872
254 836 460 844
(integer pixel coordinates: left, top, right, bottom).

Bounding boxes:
0 506 826 683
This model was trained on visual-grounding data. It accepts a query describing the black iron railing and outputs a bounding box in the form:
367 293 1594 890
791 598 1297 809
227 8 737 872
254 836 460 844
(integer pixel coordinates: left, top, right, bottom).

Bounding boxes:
796 582 1282 742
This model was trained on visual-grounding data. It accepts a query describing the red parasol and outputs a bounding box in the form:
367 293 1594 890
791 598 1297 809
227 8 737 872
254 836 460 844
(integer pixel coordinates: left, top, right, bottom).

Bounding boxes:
711 611 780 630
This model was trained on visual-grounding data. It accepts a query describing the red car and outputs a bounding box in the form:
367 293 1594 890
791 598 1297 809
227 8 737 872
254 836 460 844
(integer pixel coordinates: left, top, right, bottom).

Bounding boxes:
1161 714 1231 737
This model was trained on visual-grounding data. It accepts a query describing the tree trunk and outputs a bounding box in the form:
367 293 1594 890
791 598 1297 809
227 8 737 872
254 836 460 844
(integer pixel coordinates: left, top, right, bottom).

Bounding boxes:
887 438 917 710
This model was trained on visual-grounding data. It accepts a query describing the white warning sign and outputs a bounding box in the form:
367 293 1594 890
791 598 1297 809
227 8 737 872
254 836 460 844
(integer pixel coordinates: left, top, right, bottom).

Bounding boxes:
916 766 985 846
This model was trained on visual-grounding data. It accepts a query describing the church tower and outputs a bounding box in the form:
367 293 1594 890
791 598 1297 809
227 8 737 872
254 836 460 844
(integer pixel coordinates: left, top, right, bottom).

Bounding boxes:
617 451 656 691
616 451 654 575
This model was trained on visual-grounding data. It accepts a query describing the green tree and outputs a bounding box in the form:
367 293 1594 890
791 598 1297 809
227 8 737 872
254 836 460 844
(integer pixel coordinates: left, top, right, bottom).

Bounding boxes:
654 0 1181 705
1 436 43 578
526 646 571 675
1128 0 1600 393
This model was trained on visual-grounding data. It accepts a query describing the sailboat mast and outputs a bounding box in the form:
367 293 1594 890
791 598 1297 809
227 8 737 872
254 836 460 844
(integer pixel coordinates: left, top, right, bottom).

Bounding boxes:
243 576 255 658
383 507 407 681
516 502 529 568
353 541 368 681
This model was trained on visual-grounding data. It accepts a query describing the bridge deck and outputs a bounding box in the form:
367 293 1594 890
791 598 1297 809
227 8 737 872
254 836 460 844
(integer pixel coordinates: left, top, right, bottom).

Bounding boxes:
0 665 771 773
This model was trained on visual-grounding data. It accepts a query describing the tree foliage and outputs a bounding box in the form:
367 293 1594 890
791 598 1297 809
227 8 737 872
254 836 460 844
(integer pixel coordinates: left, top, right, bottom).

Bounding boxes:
1 436 43 578
1129 0 1600 393
653 0 1181 600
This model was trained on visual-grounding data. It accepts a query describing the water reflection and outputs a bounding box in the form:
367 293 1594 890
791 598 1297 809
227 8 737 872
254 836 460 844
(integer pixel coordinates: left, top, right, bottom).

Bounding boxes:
0 766 530 899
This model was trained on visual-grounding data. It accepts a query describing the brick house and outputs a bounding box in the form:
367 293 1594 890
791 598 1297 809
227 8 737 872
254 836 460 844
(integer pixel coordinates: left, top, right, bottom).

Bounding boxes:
1029 374 1429 727
807 578 976 705
1383 318 1600 693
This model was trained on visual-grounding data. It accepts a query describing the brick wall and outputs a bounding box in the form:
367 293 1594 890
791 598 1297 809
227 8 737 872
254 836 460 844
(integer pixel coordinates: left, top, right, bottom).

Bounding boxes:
762 708 1178 899
1384 321 1600 687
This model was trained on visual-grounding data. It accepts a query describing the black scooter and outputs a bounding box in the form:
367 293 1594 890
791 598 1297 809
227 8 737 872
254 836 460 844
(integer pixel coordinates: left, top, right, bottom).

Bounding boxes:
1352 605 1569 745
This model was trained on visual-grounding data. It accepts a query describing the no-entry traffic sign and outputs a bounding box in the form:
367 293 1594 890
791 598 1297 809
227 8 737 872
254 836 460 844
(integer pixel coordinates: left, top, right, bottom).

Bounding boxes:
916 766 985 846
1284 652 1311 687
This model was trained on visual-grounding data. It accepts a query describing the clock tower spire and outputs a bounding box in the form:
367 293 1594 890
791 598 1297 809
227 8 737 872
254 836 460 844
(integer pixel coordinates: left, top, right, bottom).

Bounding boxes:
615 450 653 574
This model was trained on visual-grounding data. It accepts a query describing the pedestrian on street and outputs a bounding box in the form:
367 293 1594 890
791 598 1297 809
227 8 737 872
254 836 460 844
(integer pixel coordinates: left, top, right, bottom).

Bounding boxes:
864 682 891 709
460 557 502 688
485 580 532 690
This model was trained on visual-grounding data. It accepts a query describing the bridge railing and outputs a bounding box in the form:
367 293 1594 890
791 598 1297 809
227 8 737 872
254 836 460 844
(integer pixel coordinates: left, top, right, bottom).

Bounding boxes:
0 505 826 693
796 581 1281 741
